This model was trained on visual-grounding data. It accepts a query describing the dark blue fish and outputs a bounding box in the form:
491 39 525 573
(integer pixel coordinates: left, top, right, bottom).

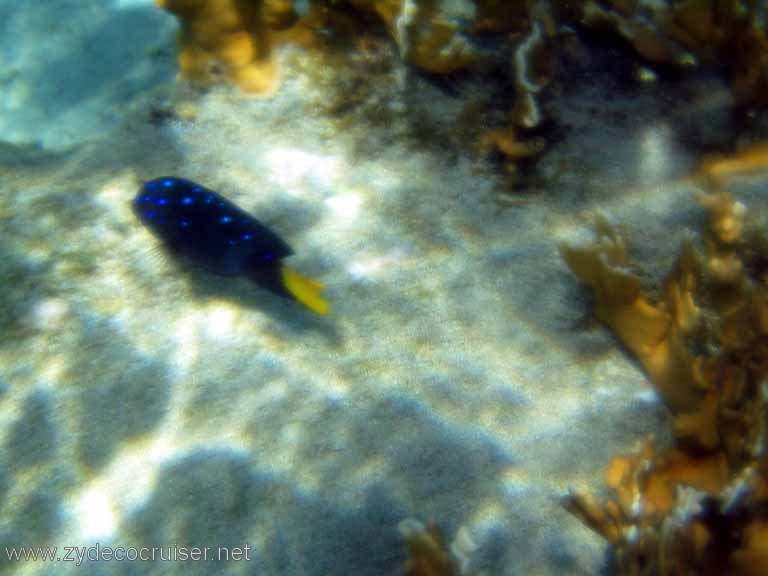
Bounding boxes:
133 177 328 314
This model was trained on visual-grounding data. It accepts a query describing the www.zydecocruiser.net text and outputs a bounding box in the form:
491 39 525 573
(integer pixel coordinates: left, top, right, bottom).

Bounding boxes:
6 544 252 566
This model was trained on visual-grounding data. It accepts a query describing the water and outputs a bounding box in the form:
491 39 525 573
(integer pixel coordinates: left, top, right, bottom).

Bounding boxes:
0 1 766 574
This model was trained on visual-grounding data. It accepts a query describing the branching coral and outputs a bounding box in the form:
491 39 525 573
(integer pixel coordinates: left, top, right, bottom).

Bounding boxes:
566 450 768 575
561 184 768 574
559 212 704 412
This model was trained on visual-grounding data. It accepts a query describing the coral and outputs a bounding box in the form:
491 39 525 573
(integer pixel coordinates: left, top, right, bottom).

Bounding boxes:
561 186 768 574
479 127 545 173
153 1 767 182
693 142 768 189
566 450 768 575
664 0 768 107
156 0 317 95
348 0 478 74
559 212 704 412
399 519 458 576
471 1 532 34
326 1 552 171
509 14 553 130
578 0 768 106
580 1 685 66
156 0 277 94
478 3 555 171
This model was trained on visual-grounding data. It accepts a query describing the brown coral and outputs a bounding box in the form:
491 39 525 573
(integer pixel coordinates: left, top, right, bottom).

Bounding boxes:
559 213 704 413
566 452 768 576
579 0 768 107
347 0 479 74
156 0 321 95
156 0 279 94
479 127 545 173
562 188 768 574
693 143 768 189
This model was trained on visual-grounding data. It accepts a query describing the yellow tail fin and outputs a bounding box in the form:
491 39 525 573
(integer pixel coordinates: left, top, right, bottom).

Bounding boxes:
280 265 330 315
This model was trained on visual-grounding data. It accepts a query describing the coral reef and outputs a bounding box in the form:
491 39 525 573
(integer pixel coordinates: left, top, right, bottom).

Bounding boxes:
155 0 768 179
560 176 768 573
154 0 558 169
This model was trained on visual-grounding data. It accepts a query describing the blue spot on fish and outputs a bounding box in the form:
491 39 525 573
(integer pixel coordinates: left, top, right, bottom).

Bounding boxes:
181 197 193 205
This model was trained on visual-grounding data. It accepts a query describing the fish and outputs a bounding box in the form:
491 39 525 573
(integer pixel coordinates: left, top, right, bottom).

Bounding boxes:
132 177 329 315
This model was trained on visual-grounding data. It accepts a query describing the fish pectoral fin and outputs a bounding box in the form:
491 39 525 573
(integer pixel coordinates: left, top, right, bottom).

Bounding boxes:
280 265 330 315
